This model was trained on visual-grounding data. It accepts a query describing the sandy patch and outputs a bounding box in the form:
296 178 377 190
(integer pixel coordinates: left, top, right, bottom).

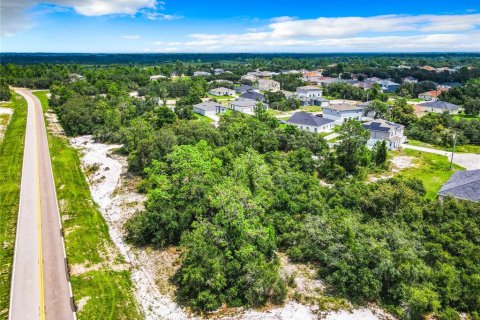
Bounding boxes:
0 107 13 141
76 296 90 312
369 156 416 182
45 110 65 136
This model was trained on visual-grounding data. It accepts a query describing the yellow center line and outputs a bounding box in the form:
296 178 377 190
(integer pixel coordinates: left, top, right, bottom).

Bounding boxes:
32 94 46 320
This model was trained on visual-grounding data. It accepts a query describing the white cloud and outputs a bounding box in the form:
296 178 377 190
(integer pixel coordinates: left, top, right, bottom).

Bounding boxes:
122 34 141 40
0 0 178 36
175 14 480 52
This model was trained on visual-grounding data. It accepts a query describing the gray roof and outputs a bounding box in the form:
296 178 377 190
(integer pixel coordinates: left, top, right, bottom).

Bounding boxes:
240 91 265 102
235 85 258 93
419 100 460 111
230 98 259 108
362 119 404 132
438 170 480 202
287 112 335 127
193 101 223 111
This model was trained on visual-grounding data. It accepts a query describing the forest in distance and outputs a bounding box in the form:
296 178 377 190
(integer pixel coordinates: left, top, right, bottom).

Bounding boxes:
1 54 480 320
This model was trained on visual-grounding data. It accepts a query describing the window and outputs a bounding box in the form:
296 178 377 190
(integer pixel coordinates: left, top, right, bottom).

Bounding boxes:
315 128 317 132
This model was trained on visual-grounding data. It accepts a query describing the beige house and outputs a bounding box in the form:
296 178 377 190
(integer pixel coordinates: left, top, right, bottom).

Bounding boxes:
257 79 280 92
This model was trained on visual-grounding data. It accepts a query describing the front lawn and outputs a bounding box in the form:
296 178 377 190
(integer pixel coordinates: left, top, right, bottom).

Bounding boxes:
300 105 322 113
394 148 463 199
407 139 480 154
194 113 214 123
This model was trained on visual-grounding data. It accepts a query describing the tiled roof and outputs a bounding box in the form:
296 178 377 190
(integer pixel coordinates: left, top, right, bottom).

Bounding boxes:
438 170 480 202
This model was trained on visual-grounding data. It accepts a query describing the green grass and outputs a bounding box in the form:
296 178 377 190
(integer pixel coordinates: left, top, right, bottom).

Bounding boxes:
266 109 284 116
407 98 423 102
193 113 214 123
0 93 27 319
33 91 142 320
300 105 322 113
394 148 463 199
453 113 480 121
407 139 480 154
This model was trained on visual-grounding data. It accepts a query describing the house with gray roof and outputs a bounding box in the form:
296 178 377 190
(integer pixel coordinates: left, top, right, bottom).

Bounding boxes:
287 112 335 133
209 87 236 96
234 85 260 94
229 98 265 115
438 170 480 202
193 101 227 117
323 104 362 124
240 90 266 102
417 101 461 114
362 119 406 149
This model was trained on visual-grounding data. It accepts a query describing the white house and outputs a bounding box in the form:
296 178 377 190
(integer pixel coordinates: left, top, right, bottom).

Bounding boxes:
402 76 418 84
241 74 258 82
362 119 406 149
149 75 167 81
257 79 280 92
416 101 461 114
214 68 225 75
287 112 335 133
296 86 322 99
193 101 227 117
193 71 211 77
229 99 265 115
322 104 363 124
209 87 236 96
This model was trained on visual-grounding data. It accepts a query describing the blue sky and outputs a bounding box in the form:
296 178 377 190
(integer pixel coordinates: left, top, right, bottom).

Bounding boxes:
1 0 479 52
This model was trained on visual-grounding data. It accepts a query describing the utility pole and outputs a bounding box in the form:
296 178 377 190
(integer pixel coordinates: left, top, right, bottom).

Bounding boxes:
450 133 457 170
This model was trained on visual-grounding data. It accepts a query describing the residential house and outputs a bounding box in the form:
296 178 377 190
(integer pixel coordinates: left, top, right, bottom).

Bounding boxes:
193 101 227 117
234 85 260 94
193 71 211 77
302 71 323 83
322 104 363 124
214 68 225 75
416 101 461 114
149 75 167 81
356 101 376 119
362 119 406 149
258 79 280 92
209 87 236 96
364 77 383 84
68 73 85 82
379 80 400 93
315 77 340 86
438 170 480 202
239 90 266 102
295 86 329 106
402 76 418 84
241 74 258 82
287 112 335 133
229 99 265 114
418 89 448 101
282 90 295 99
209 79 233 86
352 81 374 90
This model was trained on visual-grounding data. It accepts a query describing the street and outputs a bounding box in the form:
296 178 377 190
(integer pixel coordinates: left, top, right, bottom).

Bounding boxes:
9 89 75 320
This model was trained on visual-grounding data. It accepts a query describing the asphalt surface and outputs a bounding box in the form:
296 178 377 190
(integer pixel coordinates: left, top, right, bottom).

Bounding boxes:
9 89 75 320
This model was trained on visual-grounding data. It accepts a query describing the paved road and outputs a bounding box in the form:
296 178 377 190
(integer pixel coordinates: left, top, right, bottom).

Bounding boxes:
401 143 480 170
9 89 75 320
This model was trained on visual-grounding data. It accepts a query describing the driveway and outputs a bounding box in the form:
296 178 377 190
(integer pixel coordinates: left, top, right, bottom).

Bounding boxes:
401 144 480 170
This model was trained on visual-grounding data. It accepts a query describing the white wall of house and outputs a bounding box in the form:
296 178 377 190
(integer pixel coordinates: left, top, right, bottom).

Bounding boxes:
323 108 362 124
296 88 322 99
209 88 235 96
290 122 335 133
193 107 216 117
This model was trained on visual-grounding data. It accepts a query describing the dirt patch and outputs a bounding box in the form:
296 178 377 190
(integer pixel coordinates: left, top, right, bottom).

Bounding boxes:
0 107 13 141
76 296 90 312
45 110 65 136
368 156 416 182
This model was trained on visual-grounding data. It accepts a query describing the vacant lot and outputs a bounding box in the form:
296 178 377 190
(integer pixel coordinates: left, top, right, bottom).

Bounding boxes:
394 148 463 199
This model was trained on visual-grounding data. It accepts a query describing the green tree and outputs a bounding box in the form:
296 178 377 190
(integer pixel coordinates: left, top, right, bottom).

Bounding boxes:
372 140 387 166
463 98 480 116
334 120 370 173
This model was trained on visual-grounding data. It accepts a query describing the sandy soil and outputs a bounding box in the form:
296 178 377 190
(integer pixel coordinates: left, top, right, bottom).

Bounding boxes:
368 156 416 182
0 106 13 141
69 135 396 320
